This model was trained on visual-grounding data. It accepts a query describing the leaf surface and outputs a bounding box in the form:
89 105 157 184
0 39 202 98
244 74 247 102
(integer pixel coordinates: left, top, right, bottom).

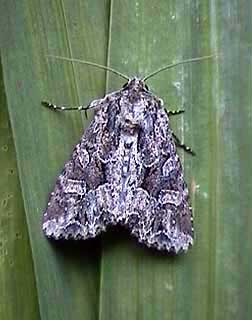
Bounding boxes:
1 1 109 319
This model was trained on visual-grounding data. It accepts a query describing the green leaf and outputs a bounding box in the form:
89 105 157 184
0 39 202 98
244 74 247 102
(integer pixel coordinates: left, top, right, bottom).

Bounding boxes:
0 58 40 320
0 1 109 319
1 1 252 320
100 1 252 320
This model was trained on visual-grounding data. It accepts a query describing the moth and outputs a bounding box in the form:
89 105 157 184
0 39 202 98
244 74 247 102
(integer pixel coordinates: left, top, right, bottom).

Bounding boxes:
42 55 212 253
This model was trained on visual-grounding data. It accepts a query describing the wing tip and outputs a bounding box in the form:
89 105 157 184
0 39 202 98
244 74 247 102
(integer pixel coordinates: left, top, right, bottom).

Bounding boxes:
42 219 86 240
132 230 193 254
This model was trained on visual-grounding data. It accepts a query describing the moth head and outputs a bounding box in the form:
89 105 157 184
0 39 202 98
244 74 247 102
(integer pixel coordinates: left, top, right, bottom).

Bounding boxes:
119 78 153 132
122 77 149 93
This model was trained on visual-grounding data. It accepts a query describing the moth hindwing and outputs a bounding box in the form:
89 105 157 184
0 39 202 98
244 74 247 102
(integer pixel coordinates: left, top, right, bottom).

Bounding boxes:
43 78 194 254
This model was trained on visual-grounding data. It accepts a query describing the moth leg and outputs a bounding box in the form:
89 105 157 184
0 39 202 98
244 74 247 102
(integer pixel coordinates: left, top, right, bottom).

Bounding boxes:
42 94 105 112
172 132 195 156
165 109 185 116
42 101 90 112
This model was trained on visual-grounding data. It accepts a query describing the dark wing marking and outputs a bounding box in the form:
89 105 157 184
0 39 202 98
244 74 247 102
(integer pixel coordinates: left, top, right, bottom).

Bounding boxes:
125 108 193 253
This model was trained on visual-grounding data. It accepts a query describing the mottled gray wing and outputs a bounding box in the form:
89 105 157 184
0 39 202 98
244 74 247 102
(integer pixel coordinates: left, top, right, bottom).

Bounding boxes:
125 109 194 253
43 100 117 240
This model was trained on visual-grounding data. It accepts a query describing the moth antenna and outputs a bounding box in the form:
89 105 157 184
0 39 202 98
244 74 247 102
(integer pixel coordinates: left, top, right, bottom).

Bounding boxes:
47 54 129 81
143 54 215 81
